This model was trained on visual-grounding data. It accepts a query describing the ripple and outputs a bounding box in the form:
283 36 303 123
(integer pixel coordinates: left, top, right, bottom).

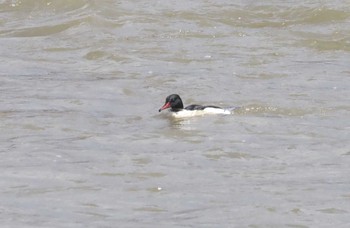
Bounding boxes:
318 208 348 214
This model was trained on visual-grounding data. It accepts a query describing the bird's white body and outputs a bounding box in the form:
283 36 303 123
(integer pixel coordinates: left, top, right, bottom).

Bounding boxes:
170 107 232 118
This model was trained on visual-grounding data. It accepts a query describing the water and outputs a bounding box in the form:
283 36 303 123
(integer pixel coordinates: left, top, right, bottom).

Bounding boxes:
1 0 350 227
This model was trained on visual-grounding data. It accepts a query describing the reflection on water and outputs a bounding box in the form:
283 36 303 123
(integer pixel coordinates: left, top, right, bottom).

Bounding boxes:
167 117 196 130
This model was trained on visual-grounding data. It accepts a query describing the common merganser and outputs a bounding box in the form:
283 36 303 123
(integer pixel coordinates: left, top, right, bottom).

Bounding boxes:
158 94 232 118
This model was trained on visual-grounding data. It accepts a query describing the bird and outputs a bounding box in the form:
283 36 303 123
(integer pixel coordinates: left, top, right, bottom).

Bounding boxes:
158 94 232 118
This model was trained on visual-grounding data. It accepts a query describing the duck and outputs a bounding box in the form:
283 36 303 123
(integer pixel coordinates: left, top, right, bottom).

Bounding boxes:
158 94 232 118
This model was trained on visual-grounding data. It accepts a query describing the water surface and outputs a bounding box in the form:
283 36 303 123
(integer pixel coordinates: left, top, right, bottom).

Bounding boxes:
1 0 350 227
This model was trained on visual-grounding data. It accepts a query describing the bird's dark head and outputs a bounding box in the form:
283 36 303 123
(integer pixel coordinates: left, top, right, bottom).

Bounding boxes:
158 94 184 112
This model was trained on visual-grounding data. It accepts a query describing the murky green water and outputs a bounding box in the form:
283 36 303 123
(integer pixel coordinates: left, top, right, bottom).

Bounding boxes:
1 0 349 227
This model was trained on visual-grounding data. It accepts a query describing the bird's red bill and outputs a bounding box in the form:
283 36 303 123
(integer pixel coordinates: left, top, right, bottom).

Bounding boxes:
159 102 171 112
